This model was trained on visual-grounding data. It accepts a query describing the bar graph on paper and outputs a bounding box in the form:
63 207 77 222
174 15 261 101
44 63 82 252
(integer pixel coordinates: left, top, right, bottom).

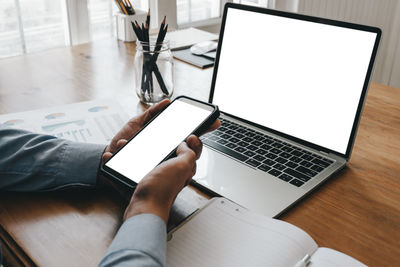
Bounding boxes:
0 99 129 144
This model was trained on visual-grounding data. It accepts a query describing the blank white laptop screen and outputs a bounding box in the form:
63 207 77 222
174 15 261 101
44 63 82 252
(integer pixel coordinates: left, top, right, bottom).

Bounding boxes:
213 8 377 155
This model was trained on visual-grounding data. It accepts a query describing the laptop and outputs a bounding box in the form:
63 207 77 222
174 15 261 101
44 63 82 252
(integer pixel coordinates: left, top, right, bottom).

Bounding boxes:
192 3 381 217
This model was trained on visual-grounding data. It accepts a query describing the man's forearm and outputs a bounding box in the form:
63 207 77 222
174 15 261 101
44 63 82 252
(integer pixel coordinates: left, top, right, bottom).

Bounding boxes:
99 213 167 267
0 128 105 191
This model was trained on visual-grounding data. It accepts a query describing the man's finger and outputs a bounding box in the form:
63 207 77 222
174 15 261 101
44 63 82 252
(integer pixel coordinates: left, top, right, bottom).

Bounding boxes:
102 152 113 164
140 99 170 125
176 141 197 163
186 135 202 159
202 119 221 135
116 139 128 149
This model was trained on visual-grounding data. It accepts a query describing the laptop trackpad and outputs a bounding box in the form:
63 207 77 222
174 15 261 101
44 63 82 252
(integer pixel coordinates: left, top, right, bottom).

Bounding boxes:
193 147 304 217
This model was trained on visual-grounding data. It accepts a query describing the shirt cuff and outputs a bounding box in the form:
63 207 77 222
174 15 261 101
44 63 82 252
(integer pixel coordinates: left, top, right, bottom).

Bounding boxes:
53 141 106 189
100 214 167 267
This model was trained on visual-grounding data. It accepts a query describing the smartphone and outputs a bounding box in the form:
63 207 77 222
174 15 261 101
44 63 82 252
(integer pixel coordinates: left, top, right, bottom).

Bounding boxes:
101 96 219 187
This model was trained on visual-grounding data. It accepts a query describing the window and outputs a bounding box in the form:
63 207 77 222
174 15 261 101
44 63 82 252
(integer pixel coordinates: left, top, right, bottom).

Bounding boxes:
177 0 221 26
0 0 66 58
0 0 22 57
0 0 270 59
0 0 149 58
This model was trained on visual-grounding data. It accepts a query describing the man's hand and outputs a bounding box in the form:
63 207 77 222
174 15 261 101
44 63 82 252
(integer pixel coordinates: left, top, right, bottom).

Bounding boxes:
102 99 171 164
102 98 220 164
100 98 221 221
123 135 203 223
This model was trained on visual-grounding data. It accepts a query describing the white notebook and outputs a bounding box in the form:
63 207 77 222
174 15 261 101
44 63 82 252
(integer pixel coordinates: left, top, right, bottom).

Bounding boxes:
163 27 219 51
167 198 366 267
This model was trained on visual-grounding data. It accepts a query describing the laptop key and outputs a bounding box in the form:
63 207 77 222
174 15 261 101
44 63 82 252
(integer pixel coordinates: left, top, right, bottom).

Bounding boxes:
270 148 281 154
240 136 251 142
208 135 220 141
291 150 303 156
290 156 302 163
312 158 331 168
296 166 318 177
244 151 256 157
226 130 236 135
280 152 291 159
226 142 237 149
255 148 267 155
282 146 293 152
276 157 288 164
283 168 311 182
234 133 245 139
245 132 256 137
251 140 262 146
217 139 229 145
246 158 261 167
285 161 298 168
235 147 246 153
264 139 274 145
311 164 324 172
272 143 283 148
254 155 266 162
273 163 286 171
203 139 249 162
228 125 239 130
220 134 231 139
279 174 292 182
237 128 247 134
261 144 272 150
268 169 282 177
254 135 265 141
212 131 224 136
301 154 314 161
258 164 272 172
263 159 275 166
238 141 249 147
290 179 304 187
229 137 240 143
247 145 258 151
266 153 278 159
299 160 313 168
218 127 228 132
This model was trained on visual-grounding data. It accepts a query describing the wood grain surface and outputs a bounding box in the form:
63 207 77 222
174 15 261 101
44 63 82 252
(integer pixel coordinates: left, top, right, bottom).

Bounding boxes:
0 39 399 266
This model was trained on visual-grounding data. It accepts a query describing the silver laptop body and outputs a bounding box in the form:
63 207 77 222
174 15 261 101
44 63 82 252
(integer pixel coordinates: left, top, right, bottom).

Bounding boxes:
193 3 381 217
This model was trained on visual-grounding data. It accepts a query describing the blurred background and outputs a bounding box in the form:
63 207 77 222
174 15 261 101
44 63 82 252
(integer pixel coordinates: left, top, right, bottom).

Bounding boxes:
0 0 399 88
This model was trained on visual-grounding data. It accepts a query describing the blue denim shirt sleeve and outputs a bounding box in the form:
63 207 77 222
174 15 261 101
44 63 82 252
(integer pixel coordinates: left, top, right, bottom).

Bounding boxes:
0 128 105 191
99 214 167 267
0 129 167 267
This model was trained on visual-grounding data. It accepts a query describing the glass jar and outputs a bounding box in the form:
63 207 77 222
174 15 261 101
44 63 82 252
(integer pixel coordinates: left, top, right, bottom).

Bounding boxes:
134 40 174 105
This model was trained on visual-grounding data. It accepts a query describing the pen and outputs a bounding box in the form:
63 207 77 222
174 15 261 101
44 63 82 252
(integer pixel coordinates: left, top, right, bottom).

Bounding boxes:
293 254 310 267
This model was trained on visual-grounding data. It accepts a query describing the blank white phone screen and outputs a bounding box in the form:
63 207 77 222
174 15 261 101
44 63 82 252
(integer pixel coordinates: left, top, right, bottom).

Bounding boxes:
213 8 377 154
105 99 212 183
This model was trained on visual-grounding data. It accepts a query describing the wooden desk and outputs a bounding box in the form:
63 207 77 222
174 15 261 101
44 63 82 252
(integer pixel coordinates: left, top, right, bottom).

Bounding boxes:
0 39 399 266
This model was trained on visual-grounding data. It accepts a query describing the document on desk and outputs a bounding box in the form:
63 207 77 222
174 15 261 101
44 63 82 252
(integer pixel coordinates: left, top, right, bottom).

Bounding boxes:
167 198 367 267
0 99 129 144
162 27 219 51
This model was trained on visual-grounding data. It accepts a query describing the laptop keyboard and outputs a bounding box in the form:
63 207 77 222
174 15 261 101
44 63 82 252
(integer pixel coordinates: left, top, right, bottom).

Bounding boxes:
200 118 334 187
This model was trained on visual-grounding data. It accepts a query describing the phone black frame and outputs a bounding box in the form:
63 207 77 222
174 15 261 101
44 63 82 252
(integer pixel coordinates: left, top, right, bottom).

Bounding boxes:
209 3 381 161
101 95 220 188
